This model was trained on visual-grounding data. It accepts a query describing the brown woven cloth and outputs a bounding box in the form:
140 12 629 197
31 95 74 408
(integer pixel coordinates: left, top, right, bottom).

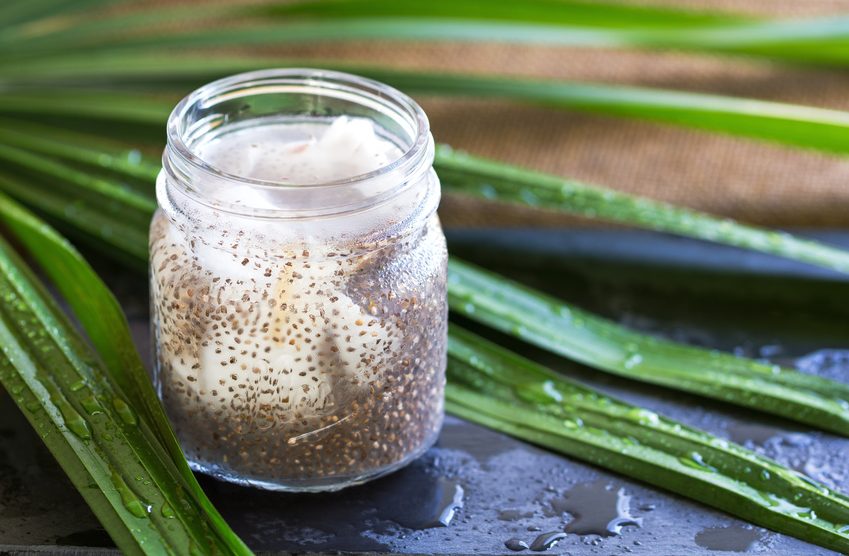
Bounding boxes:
271 0 849 228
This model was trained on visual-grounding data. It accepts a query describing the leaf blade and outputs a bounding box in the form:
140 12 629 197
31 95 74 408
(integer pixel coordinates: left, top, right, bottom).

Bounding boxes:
435 146 849 274
0 192 254 556
0 232 221 554
7 70 849 156
447 258 849 435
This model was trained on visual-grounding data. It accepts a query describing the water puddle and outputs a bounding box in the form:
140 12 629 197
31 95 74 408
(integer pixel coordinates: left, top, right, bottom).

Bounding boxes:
419 480 464 528
695 524 764 552
370 474 464 530
548 480 642 536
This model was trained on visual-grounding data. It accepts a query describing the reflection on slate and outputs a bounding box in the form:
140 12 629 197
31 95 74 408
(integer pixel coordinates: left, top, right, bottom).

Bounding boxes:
198 452 464 552
1 229 848 555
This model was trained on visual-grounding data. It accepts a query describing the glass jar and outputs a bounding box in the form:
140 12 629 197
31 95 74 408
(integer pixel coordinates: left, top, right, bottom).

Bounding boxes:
150 69 447 491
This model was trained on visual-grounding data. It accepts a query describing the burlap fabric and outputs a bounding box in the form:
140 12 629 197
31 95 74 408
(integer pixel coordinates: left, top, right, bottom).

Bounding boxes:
270 0 849 228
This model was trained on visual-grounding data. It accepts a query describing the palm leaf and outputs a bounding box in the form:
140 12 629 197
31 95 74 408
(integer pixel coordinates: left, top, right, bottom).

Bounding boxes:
7 67 849 157
0 118 160 181
5 1 849 67
260 1 849 66
0 193 251 555
448 258 849 435
0 192 253 555
435 146 849 273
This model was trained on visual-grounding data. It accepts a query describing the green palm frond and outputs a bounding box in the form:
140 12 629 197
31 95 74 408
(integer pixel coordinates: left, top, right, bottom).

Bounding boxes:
6 66 849 157
0 193 252 556
4 1 849 66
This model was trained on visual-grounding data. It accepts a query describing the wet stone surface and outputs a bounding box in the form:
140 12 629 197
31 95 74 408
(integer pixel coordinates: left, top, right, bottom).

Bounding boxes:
2 229 849 554
0 406 839 555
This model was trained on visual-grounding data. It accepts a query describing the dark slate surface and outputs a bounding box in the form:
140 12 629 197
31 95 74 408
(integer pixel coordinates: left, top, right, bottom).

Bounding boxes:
2 229 848 555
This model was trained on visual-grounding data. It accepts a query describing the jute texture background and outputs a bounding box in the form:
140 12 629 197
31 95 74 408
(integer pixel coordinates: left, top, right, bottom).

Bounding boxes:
269 0 849 228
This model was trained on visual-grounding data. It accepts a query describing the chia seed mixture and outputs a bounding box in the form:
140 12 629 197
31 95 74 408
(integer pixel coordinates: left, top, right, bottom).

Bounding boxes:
151 115 447 490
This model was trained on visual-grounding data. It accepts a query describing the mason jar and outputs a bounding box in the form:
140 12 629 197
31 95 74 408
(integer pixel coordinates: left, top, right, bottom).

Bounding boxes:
150 69 447 491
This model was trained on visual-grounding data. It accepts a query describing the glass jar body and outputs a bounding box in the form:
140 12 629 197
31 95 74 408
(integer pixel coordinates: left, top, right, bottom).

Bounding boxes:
149 69 447 491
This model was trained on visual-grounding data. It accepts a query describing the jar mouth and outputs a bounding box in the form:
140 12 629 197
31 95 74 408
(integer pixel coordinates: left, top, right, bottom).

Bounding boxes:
164 68 434 217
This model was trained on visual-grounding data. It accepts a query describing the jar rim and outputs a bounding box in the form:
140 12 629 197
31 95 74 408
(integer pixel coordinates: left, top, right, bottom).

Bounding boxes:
163 68 434 217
